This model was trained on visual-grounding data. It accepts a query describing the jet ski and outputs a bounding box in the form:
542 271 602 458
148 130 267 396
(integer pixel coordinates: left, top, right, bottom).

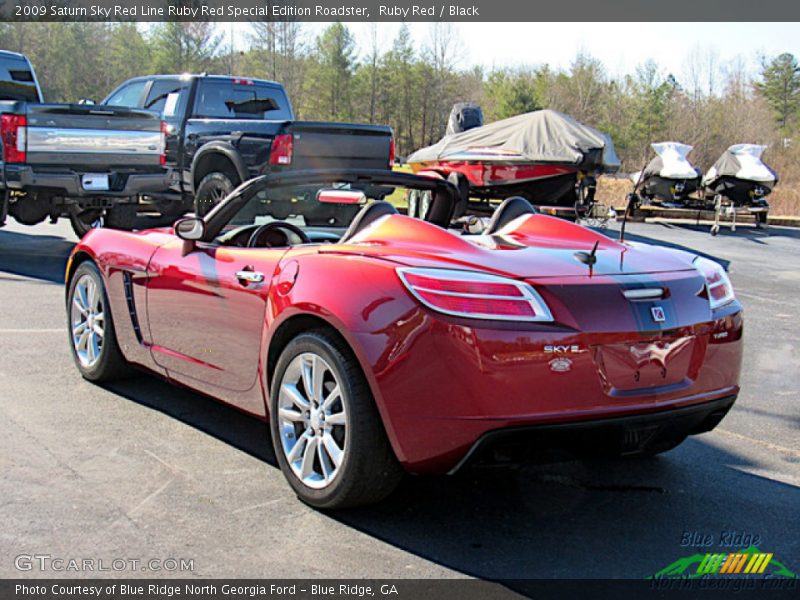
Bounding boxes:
702 144 778 234
631 142 701 207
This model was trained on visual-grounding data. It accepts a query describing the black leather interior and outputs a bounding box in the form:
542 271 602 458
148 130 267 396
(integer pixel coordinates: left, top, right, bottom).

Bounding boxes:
484 196 537 235
425 190 457 228
339 201 398 243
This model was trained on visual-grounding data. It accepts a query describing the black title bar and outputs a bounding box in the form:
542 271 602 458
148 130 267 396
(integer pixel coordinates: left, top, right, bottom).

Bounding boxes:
3 0 800 22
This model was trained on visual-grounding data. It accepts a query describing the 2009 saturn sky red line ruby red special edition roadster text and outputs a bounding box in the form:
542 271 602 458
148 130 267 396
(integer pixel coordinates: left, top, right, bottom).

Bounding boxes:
64 169 743 508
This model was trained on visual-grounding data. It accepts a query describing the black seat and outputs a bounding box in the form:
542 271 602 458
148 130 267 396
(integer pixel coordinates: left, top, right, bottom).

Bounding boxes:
484 196 537 235
339 201 398 243
425 189 457 228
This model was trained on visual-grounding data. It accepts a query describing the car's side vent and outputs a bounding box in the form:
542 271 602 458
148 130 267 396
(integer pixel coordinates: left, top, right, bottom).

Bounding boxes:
122 271 143 344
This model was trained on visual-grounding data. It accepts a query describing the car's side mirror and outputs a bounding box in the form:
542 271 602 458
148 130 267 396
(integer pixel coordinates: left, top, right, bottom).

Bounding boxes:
174 217 206 256
175 216 205 240
175 217 205 254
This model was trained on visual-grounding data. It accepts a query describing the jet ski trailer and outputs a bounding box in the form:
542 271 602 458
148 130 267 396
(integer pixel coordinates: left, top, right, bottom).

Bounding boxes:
406 108 620 220
631 142 702 206
702 144 778 235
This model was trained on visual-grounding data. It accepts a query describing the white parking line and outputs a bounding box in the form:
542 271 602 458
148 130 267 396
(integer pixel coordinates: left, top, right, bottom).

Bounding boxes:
716 428 800 458
0 328 63 333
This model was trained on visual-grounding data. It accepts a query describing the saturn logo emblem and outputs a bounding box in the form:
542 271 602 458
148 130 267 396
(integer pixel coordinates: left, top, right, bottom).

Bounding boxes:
548 357 573 373
651 306 666 323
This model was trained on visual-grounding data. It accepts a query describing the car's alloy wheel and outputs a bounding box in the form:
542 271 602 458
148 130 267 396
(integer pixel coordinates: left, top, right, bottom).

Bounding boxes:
66 261 130 382
277 352 348 489
270 331 403 509
70 273 105 369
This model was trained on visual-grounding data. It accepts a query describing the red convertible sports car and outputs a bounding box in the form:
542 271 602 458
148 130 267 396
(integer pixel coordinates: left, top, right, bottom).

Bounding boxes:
65 169 743 508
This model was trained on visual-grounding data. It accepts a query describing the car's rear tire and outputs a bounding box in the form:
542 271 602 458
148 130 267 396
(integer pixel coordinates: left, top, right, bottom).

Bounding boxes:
194 171 236 217
270 330 403 509
66 261 130 382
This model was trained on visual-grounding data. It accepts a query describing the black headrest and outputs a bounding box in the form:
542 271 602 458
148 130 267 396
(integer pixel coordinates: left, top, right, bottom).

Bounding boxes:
339 201 397 243
425 189 456 228
484 196 537 235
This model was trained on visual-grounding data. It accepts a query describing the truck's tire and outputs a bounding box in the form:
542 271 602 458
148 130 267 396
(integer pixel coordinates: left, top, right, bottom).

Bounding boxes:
270 330 403 509
68 204 138 239
68 207 104 239
105 204 138 230
194 171 237 217
447 172 470 219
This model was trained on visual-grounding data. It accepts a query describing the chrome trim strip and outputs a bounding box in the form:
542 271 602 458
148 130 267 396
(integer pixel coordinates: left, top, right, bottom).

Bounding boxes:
27 127 163 155
623 288 665 300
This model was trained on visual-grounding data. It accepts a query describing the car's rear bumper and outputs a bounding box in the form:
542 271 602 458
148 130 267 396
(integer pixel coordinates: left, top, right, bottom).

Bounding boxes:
354 303 743 475
448 394 736 473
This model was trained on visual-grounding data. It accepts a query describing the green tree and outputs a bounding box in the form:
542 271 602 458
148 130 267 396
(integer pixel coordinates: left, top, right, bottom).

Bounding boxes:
307 23 356 121
149 22 221 73
757 52 800 132
484 68 542 121
626 60 677 163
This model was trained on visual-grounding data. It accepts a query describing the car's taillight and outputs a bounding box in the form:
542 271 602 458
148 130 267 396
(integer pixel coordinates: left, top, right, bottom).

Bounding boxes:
397 267 554 322
269 133 293 166
159 120 168 166
1 114 27 163
693 256 735 310
388 137 395 167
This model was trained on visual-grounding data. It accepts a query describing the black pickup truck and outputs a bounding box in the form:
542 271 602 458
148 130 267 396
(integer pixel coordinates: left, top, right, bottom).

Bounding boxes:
0 50 170 237
101 74 395 216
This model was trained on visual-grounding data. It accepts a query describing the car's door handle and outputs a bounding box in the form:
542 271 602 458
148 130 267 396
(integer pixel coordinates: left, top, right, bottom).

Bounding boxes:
235 270 265 284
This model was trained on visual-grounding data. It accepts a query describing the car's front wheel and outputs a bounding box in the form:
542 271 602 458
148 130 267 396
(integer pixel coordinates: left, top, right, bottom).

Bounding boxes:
66 261 130 381
270 330 402 509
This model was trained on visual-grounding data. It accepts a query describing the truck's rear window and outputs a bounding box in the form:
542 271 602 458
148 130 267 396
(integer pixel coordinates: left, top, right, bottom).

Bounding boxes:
193 80 292 121
0 58 40 102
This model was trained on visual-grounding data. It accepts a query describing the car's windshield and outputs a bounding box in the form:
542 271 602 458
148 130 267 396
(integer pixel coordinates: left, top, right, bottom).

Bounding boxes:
213 178 406 246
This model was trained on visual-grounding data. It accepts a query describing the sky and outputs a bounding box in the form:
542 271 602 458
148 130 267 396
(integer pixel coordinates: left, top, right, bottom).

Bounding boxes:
228 21 799 80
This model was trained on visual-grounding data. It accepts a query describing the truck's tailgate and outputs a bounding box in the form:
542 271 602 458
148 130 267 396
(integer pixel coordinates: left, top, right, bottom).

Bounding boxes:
288 122 392 171
24 104 163 169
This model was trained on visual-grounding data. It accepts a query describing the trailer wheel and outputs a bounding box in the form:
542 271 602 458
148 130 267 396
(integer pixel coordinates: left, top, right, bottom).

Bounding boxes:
418 191 432 220
406 189 420 218
447 172 469 219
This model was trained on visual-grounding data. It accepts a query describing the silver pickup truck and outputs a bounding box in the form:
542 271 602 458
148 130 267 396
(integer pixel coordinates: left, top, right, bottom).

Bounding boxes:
0 50 169 237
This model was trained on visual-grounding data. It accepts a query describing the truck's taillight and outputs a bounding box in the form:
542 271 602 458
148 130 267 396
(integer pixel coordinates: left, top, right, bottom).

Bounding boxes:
397 268 554 322
269 133 293 166
159 121 168 166
389 137 395 167
693 256 735 310
1 114 27 164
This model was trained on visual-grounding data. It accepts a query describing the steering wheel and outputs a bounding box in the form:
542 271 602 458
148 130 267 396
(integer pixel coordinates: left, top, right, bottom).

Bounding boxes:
247 221 311 248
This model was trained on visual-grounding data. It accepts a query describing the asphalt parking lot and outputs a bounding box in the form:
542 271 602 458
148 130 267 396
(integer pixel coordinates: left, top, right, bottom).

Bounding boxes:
1 216 798 584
